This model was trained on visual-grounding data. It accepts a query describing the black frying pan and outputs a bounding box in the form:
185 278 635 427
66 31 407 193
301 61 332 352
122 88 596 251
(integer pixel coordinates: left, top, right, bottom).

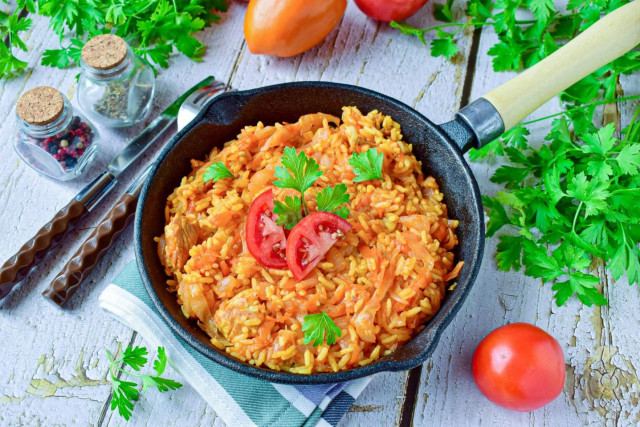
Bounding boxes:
135 5 640 384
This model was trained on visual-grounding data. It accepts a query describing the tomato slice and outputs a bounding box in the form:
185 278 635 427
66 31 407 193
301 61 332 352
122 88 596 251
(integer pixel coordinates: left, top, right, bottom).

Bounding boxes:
245 189 287 268
286 211 352 281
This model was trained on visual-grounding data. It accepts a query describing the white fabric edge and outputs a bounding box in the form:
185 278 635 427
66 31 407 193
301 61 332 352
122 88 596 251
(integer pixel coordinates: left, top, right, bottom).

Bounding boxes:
318 395 332 411
343 377 372 398
315 419 333 427
271 384 317 417
99 284 257 427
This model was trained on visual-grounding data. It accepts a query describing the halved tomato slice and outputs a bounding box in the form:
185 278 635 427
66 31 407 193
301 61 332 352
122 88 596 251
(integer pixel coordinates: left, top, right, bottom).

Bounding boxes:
286 211 352 281
245 189 287 268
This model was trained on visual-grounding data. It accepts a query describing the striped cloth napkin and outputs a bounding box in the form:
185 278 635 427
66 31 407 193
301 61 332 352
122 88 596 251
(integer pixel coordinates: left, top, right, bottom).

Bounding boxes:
99 262 372 427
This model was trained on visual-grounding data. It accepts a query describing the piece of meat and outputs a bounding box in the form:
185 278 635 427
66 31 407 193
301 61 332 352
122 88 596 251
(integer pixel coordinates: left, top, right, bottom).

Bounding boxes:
213 289 264 340
163 214 201 272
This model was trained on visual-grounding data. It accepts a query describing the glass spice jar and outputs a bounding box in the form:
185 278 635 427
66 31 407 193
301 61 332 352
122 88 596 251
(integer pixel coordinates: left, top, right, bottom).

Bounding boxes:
15 86 99 181
77 34 155 128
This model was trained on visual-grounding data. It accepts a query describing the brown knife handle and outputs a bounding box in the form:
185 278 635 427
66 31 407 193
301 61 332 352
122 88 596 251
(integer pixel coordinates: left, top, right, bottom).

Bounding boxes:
0 199 87 300
43 194 138 307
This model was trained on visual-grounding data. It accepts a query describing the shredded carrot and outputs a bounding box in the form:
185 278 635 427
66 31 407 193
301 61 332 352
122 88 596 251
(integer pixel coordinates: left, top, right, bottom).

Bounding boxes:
444 261 465 281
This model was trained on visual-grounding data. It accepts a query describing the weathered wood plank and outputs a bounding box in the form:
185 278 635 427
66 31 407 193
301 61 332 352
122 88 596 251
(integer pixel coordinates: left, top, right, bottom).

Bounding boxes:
0 0 480 423
0 3 247 425
412 23 640 427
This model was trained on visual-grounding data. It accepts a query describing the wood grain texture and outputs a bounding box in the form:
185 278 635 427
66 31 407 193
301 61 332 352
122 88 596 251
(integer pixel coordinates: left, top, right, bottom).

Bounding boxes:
411 22 640 427
1 0 637 426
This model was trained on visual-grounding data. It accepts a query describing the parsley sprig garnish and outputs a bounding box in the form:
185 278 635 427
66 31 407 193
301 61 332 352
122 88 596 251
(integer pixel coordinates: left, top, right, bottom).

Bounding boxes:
274 147 324 215
107 346 183 421
302 311 342 347
273 147 351 226
203 161 234 183
349 148 384 182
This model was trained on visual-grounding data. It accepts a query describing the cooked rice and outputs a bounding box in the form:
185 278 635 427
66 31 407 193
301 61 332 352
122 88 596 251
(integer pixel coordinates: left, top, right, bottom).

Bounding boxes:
157 107 463 374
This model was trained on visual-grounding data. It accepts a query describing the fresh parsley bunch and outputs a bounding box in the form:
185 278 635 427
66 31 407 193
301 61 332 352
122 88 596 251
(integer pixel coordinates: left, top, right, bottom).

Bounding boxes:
0 0 228 77
484 118 640 306
107 346 183 420
393 0 640 306
392 0 636 68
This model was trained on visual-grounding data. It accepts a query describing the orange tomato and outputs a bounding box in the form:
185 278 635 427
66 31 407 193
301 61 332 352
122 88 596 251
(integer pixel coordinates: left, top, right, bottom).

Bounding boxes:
244 0 347 57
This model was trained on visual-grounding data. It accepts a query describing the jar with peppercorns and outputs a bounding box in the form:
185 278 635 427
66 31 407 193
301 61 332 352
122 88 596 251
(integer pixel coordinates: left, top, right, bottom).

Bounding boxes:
77 34 155 128
15 86 99 181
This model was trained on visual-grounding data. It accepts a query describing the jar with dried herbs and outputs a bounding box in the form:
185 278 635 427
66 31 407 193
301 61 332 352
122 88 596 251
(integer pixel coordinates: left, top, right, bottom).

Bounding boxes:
14 86 99 181
77 34 155 128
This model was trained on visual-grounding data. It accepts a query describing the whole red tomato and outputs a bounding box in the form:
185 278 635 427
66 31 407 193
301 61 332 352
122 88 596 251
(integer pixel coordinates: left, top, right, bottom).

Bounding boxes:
244 0 347 57
472 323 565 412
354 0 428 22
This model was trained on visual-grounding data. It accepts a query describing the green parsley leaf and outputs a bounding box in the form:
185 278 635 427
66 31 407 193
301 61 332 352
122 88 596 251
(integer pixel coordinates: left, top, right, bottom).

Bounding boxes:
482 195 512 237
273 195 303 229
274 147 323 194
349 148 384 182
41 39 84 69
552 272 607 307
488 40 523 71
566 172 609 217
0 13 32 77
616 144 640 176
434 0 455 22
121 346 148 371
431 36 459 60
522 240 564 281
527 0 555 23
153 347 168 376
203 162 234 183
316 183 350 219
110 378 139 421
581 123 616 156
302 311 342 347
141 375 183 393
495 235 524 271
107 346 183 421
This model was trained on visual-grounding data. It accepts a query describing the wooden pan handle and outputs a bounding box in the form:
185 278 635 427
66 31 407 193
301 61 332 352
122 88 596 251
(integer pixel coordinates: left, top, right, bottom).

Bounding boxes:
482 1 640 130
42 194 137 307
0 199 87 300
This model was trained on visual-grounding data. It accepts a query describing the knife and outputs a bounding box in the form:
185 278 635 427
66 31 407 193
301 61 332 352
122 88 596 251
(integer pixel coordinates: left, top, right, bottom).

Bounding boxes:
0 76 216 302
42 80 232 307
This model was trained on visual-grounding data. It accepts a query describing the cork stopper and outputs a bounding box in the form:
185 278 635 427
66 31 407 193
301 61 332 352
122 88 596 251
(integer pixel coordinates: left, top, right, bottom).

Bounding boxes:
17 86 65 126
81 34 128 70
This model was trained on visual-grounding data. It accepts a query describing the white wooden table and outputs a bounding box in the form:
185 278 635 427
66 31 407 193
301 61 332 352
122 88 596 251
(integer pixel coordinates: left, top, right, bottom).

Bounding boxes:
1 2 639 426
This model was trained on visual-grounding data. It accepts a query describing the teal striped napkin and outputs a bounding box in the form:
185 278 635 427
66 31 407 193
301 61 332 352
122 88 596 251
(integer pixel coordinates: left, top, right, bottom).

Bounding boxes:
99 262 372 427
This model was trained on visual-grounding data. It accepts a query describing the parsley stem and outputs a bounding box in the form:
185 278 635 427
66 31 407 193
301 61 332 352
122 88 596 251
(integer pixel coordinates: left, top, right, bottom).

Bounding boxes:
514 13 579 24
106 349 144 379
113 364 146 379
521 95 640 125
106 350 120 381
571 201 583 233
393 12 580 38
301 193 309 216
623 105 640 143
